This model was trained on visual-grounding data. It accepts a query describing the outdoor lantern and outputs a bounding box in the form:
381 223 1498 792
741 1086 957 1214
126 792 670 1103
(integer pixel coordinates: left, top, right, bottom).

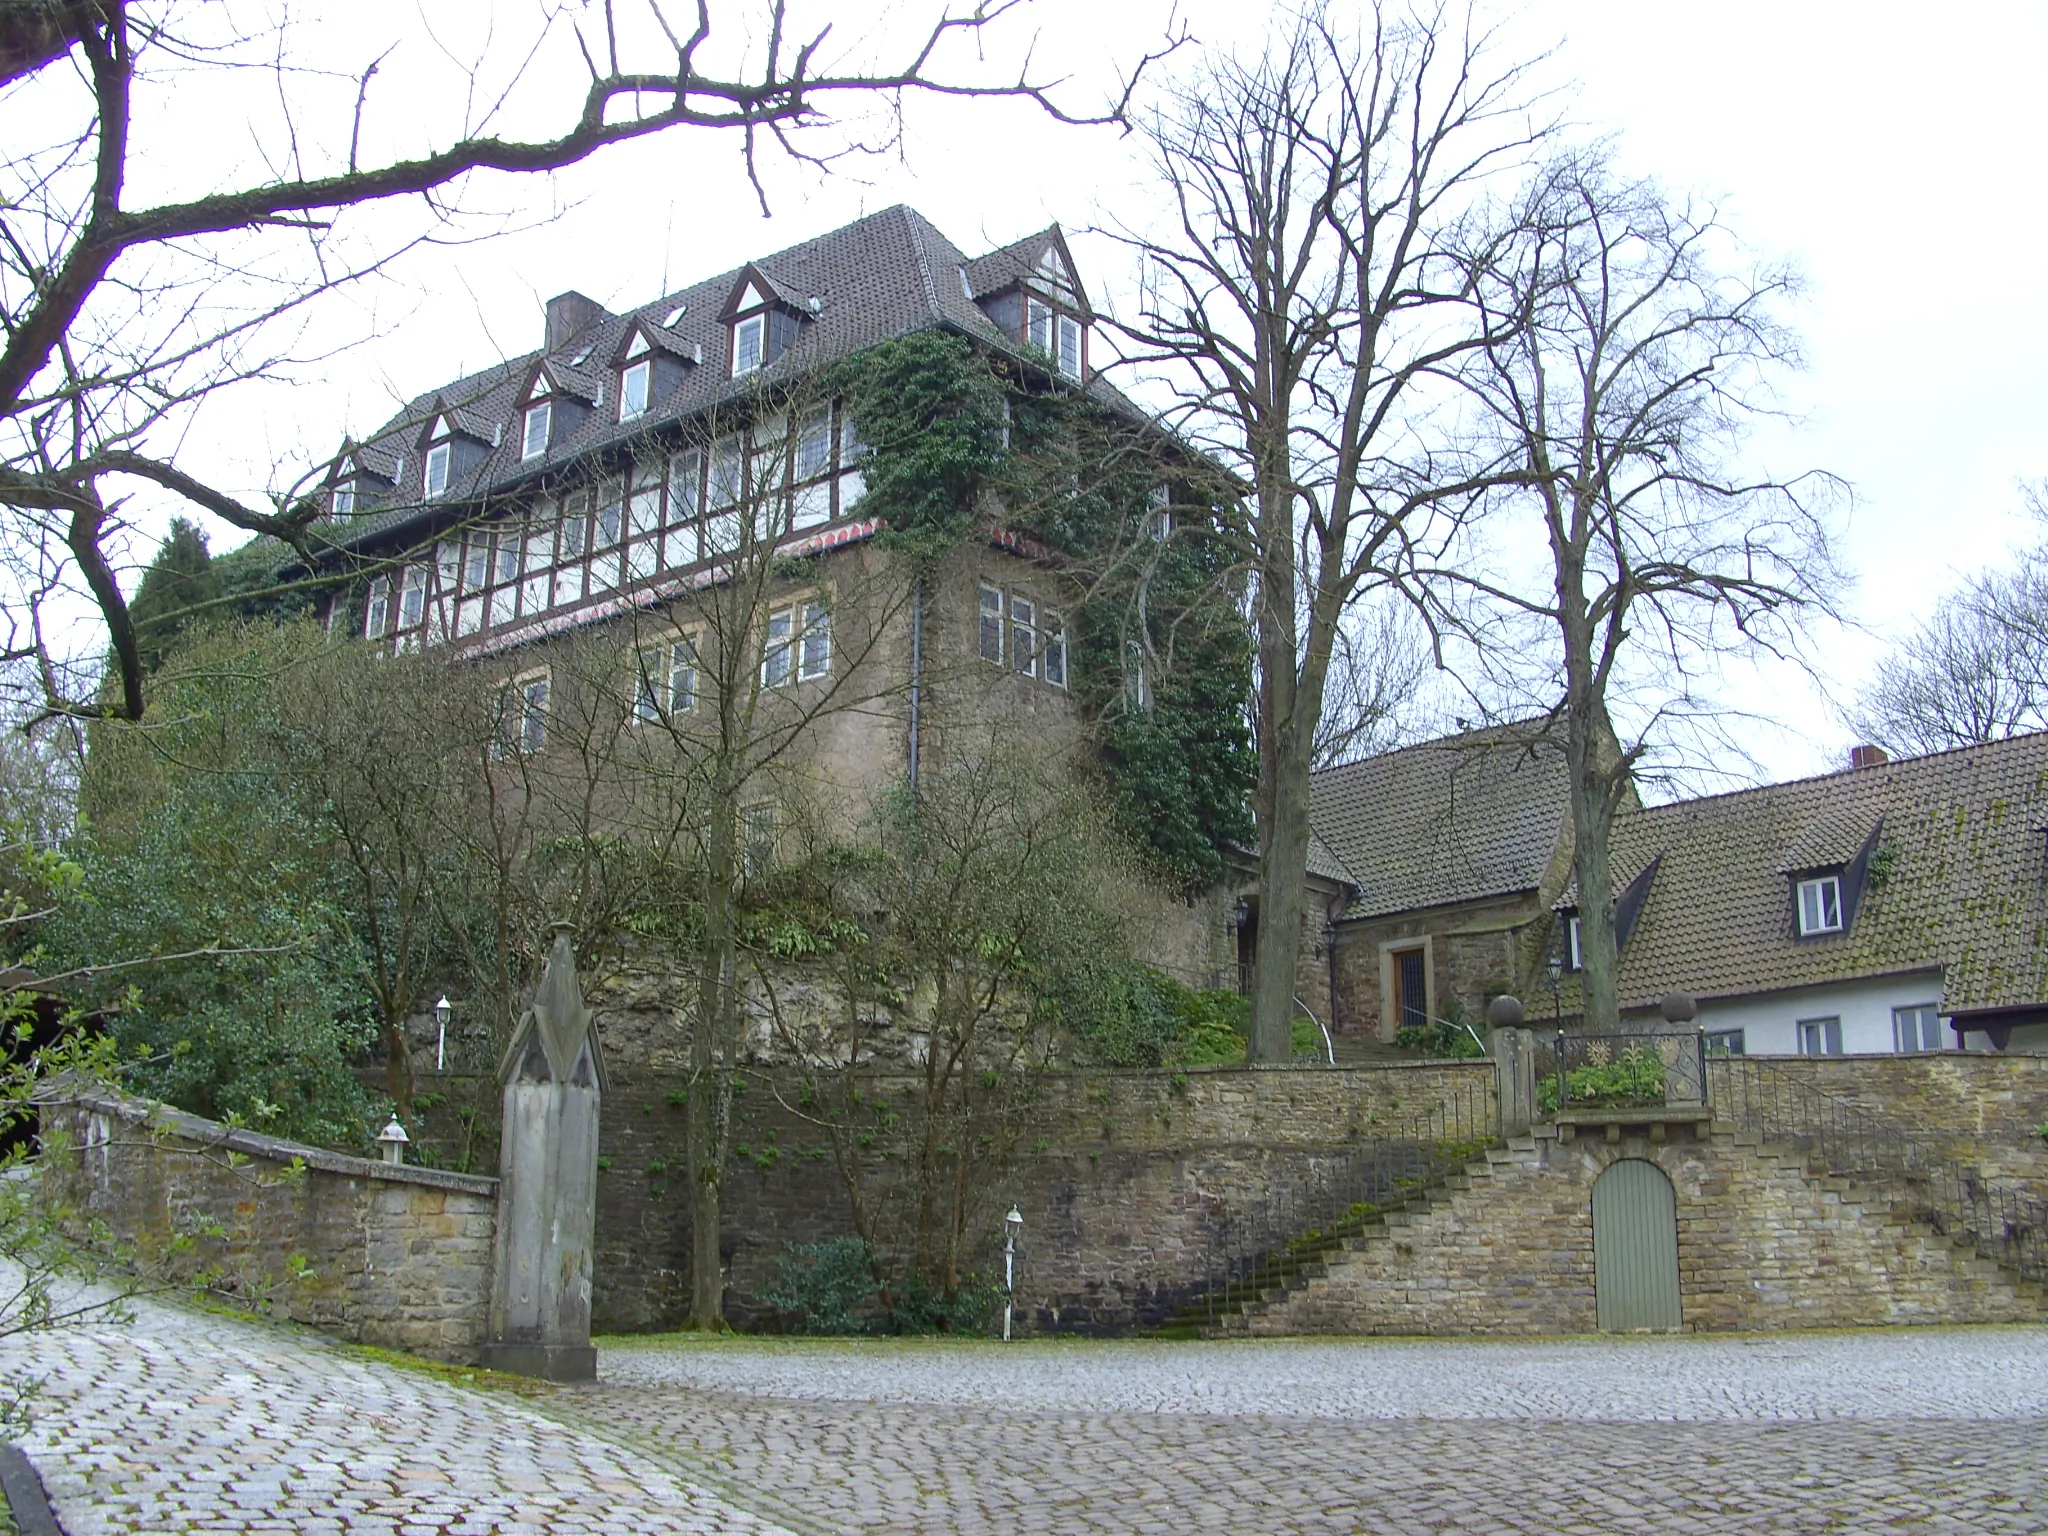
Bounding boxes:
1546 953 1563 984
1003 1207 1024 1342
377 1117 410 1166
434 995 453 1072
1233 898 1252 931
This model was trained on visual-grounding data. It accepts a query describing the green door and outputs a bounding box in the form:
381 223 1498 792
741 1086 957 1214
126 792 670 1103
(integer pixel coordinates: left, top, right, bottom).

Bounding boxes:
1592 1158 1681 1331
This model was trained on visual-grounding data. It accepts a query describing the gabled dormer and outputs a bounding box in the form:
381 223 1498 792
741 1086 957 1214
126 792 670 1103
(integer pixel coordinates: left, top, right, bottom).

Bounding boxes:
1779 816 1884 940
965 226 1092 382
719 264 807 379
417 402 491 499
518 360 601 461
611 318 695 422
326 444 394 516
1555 856 1661 971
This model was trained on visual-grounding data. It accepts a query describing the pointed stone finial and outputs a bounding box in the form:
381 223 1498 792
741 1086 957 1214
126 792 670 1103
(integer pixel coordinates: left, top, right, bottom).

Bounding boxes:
497 925 606 1092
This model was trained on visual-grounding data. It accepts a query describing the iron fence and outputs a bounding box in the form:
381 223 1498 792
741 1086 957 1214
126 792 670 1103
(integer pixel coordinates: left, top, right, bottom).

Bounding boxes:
1544 1030 1707 1115
1714 1055 2047 1285
1158 1076 1499 1331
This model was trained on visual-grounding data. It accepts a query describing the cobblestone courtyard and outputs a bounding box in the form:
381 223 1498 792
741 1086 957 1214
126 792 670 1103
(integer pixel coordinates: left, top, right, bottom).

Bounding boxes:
8 1294 2045 1533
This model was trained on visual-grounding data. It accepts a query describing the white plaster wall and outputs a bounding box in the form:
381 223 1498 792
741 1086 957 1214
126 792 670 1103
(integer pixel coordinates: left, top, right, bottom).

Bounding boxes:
1627 970 1947 1056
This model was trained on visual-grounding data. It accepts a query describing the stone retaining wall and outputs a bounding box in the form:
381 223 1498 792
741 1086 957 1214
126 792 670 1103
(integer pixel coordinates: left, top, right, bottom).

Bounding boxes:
39 1088 498 1362
1251 1122 2044 1336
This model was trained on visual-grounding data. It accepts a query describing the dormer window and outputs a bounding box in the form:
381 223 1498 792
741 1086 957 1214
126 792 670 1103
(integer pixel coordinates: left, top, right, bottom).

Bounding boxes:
620 358 650 421
1025 296 1085 380
732 313 765 376
1028 297 1053 353
522 401 551 460
424 442 451 498
333 479 357 516
1796 874 1843 936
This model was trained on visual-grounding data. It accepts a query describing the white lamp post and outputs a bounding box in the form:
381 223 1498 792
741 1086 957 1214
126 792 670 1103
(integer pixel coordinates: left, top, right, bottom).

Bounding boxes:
1003 1206 1023 1341
434 995 452 1072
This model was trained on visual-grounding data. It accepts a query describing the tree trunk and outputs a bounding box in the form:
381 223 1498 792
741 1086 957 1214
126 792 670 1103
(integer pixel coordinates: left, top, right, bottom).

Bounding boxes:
382 1015 414 1114
1558 538 1622 1032
685 801 738 1329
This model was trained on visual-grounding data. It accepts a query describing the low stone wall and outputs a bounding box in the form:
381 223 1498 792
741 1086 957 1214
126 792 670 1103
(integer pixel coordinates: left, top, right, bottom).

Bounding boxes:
1253 1122 2043 1336
40 1088 498 1363
1709 1054 2048 1189
401 1059 1497 1333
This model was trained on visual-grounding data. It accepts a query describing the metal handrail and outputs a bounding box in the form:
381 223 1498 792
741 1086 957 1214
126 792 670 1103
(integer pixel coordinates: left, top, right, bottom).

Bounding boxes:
1714 1055 2047 1285
1160 1077 1500 1331
1293 994 1336 1065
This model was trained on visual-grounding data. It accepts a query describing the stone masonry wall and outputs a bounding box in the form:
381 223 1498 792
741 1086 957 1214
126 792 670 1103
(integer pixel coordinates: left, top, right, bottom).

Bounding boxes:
41 1089 497 1362
1329 891 1538 1042
402 1060 1496 1333
1252 1122 2042 1336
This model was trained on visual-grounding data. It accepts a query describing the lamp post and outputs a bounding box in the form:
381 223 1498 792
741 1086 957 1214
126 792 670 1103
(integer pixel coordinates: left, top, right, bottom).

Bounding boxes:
434 995 453 1073
1546 953 1562 1028
1003 1206 1023 1341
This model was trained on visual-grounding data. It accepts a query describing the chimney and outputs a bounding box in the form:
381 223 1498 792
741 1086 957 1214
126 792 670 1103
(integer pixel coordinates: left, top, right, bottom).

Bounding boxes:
544 291 609 353
1850 744 1890 770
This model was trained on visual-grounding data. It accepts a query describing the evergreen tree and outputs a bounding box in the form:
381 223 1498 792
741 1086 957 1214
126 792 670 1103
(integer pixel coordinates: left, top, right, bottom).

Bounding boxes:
128 519 222 673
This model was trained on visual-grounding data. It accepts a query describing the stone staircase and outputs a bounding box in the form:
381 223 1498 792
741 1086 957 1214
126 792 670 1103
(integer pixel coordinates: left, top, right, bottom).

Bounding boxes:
1196 1121 2047 1337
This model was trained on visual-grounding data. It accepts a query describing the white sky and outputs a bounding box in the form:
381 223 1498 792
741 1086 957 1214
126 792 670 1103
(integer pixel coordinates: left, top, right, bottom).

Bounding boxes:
83 0 2048 785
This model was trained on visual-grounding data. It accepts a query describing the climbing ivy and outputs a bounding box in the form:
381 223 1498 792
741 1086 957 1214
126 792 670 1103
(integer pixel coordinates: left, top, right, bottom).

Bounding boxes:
834 329 1255 892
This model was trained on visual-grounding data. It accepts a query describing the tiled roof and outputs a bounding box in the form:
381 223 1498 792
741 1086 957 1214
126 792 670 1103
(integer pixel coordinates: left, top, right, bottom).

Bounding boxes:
1309 721 1574 921
310 206 1138 557
1594 731 2048 1013
961 225 1092 313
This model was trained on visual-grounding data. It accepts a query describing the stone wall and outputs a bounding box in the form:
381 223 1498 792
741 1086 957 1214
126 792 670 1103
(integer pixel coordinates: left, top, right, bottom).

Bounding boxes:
1329 891 1539 1042
40 1088 497 1363
1709 1053 2048 1189
1252 1121 2043 1336
402 1059 1497 1333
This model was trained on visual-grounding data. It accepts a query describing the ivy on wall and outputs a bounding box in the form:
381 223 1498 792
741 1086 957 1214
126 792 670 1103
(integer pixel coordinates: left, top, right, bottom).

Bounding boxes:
835 329 1255 894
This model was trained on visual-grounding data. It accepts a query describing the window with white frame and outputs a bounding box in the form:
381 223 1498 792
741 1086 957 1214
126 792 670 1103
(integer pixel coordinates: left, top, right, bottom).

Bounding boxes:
732 313 765 376
424 441 451 498
620 359 651 421
1798 1016 1844 1056
763 606 795 688
762 599 830 687
1796 874 1843 935
635 635 698 723
1009 594 1040 678
979 585 1004 664
1704 1028 1746 1056
795 408 832 481
1564 912 1584 971
364 577 390 639
397 565 426 629
522 401 551 459
492 670 550 758
333 479 357 515
1027 297 1053 353
976 585 1065 687
464 534 488 591
1894 1003 1943 1053
799 599 830 680
1057 314 1083 379
1041 611 1067 688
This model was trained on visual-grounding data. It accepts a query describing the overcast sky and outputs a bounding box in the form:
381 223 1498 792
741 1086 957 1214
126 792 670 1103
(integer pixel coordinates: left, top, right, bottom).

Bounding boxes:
98 0 2048 786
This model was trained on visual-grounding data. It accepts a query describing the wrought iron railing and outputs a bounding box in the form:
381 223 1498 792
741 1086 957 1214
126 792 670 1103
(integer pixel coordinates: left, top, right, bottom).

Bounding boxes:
1541 1030 1707 1116
1713 1055 2047 1285
1157 1076 1499 1331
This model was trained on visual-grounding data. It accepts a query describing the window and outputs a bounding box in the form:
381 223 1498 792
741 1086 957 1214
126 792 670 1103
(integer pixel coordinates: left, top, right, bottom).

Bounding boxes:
364 577 389 639
494 671 550 758
1010 594 1038 678
1894 1004 1943 1053
795 408 832 482
1142 507 1171 543
763 606 795 687
979 585 1004 664
399 564 426 628
799 600 831 681
595 480 623 547
1027 297 1053 353
464 535 488 591
333 479 357 516
742 805 777 875
635 636 698 723
1798 1017 1844 1057
494 532 520 586
1704 1029 1746 1056
709 435 744 508
559 495 588 559
732 313 765 376
424 441 451 498
1041 612 1067 688
1393 947 1428 1030
1796 874 1843 936
522 401 550 459
1564 913 1583 972
619 359 651 421
1057 314 1083 379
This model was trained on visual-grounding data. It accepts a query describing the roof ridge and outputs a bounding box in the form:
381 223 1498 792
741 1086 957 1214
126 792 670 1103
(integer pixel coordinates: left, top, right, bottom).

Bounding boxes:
1309 715 1556 779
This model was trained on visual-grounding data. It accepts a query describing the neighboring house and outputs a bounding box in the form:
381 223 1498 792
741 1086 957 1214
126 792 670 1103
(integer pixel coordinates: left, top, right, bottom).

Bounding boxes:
1562 734 2048 1056
1309 723 1577 1042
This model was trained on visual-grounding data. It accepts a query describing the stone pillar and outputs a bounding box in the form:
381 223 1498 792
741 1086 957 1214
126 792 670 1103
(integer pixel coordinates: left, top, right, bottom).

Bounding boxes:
483 926 605 1381
1485 996 1536 1136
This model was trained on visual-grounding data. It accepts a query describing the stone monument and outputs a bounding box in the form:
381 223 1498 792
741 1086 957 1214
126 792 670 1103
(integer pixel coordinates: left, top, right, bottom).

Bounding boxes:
482 925 605 1380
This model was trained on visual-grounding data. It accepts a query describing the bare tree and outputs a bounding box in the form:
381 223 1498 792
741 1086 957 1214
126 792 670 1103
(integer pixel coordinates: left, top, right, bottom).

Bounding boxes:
1448 149 1839 1030
0 0 1173 723
1106 2 1546 1060
1311 598 1439 769
1849 483 2048 755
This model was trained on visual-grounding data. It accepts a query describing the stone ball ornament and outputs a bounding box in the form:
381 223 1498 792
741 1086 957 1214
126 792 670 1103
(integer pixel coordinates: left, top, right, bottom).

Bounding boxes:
1485 994 1526 1030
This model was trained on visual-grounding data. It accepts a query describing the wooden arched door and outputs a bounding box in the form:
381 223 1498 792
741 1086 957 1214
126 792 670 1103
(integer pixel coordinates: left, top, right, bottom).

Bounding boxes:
1592 1158 1681 1331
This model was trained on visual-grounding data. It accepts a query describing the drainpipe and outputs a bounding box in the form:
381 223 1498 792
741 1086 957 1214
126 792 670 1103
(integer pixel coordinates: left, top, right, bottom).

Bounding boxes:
907 574 923 790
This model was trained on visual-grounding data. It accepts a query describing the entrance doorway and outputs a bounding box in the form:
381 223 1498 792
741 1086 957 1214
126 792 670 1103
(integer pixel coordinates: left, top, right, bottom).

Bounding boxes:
1591 1158 1681 1331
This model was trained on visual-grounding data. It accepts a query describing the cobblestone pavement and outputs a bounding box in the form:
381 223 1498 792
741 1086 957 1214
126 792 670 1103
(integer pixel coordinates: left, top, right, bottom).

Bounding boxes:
9 1299 2046 1533
3 1293 793 1536
560 1329 2048 1535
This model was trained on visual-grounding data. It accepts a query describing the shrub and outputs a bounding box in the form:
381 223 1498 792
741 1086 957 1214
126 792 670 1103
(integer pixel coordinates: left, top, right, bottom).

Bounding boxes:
763 1237 881 1335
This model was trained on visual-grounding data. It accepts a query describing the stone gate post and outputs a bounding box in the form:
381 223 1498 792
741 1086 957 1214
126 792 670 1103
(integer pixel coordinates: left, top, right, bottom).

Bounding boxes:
483 925 605 1381
1485 996 1536 1136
